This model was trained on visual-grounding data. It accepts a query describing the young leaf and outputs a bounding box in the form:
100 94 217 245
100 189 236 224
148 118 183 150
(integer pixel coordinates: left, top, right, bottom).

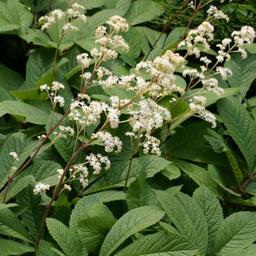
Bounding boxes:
46 218 85 256
212 212 256 256
156 190 208 254
217 97 256 172
193 186 224 255
99 206 165 256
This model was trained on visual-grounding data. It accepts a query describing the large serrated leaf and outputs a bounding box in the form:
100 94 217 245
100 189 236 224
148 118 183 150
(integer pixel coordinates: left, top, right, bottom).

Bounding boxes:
0 208 32 242
225 53 256 97
0 100 49 125
115 231 198 256
156 190 208 254
46 218 84 256
126 0 164 25
0 132 34 190
217 97 256 172
99 206 165 256
193 186 223 255
0 238 34 256
212 212 256 256
70 196 116 253
16 186 43 239
87 155 170 193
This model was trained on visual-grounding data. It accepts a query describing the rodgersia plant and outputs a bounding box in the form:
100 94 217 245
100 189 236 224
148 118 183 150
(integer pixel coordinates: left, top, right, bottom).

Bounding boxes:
0 1 256 255
30 5 256 216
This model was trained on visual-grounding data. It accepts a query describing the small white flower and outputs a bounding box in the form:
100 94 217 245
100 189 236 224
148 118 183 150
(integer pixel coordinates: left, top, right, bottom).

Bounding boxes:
9 152 19 161
33 182 50 195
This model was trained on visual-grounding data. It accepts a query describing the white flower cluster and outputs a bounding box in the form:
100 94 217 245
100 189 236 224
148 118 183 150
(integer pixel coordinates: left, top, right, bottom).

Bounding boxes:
129 99 171 134
92 131 123 153
33 182 50 195
40 81 65 108
178 21 214 57
70 163 89 188
53 126 75 138
39 3 86 31
189 96 216 128
86 153 111 175
202 78 224 95
142 134 161 156
9 151 19 161
207 6 229 22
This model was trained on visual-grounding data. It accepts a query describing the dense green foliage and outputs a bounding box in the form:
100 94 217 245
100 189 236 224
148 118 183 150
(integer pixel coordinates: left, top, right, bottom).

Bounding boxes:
0 0 256 255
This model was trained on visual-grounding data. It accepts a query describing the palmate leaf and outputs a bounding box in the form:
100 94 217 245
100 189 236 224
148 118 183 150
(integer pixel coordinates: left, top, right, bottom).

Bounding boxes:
99 206 165 256
46 218 86 256
115 231 198 256
212 212 256 256
156 190 208 255
193 186 223 255
217 96 256 172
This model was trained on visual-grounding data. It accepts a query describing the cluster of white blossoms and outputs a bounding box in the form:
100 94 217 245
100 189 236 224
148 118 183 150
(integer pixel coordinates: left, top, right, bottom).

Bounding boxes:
40 81 65 108
189 96 216 128
92 131 123 153
53 126 75 139
33 182 50 195
207 5 229 22
36 9 256 194
39 3 86 31
129 99 171 134
9 151 19 173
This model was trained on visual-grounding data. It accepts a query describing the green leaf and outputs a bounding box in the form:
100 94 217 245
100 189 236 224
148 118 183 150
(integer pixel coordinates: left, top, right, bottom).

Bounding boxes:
193 186 223 255
115 231 198 256
36 240 59 256
161 163 181 181
0 0 33 34
217 97 256 172
0 208 32 242
70 197 116 253
165 122 226 166
126 0 164 25
225 53 256 97
45 112 76 162
0 203 17 210
0 100 49 125
46 218 84 256
163 27 187 50
127 173 157 209
156 190 208 254
87 155 170 193
16 186 43 239
0 238 34 256
0 64 24 91
213 212 256 256
175 160 224 199
99 206 165 256
0 132 34 189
